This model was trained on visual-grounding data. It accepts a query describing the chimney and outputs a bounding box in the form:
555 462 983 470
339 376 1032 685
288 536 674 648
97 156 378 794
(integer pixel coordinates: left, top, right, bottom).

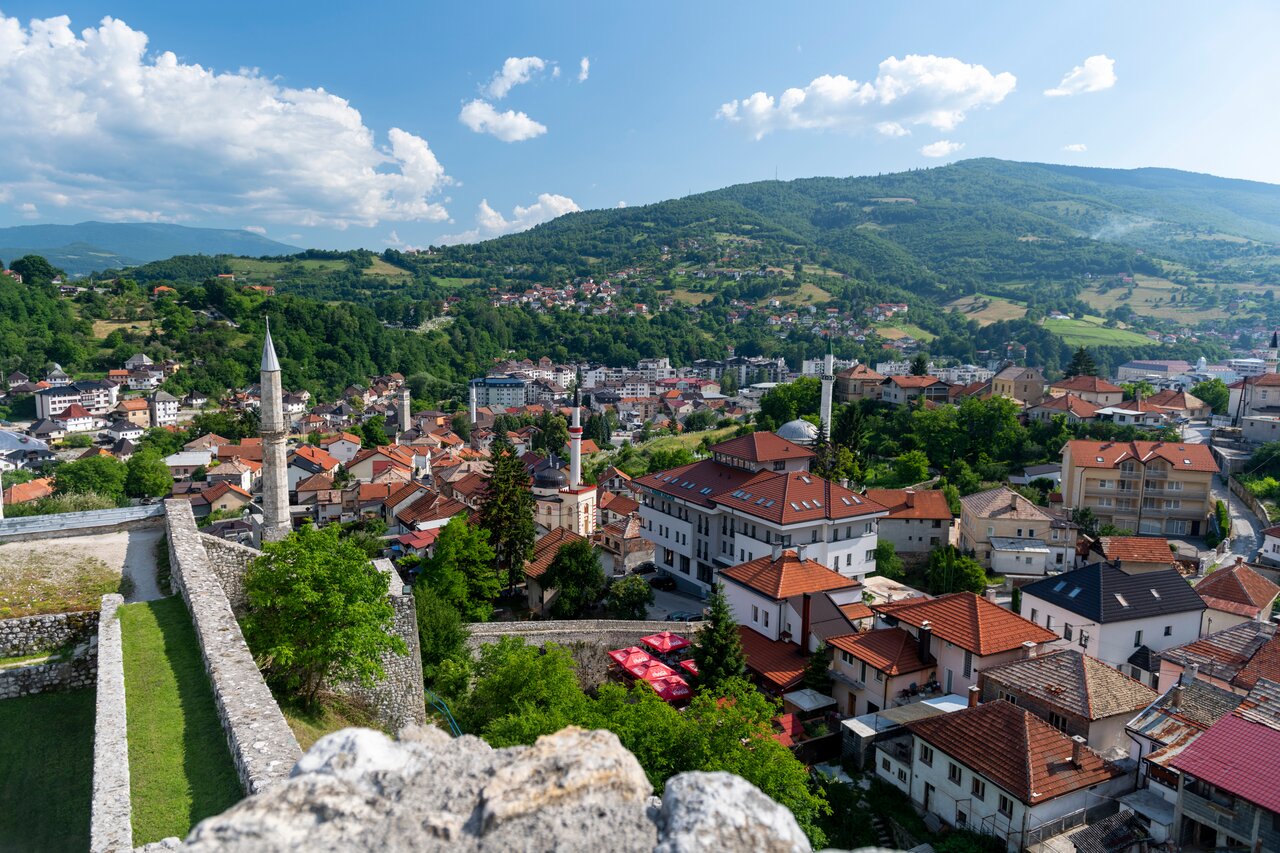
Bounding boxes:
1022 640 1037 660
1171 683 1184 710
1071 735 1087 768
905 489 915 507
771 542 783 560
1185 663 1200 683
918 620 933 664
968 685 980 709
796 543 808 561
985 588 998 603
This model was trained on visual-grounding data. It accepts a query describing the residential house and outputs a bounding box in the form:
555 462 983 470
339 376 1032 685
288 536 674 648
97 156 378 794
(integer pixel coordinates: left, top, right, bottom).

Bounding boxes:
319 432 363 465
1260 524 1280 568
879 375 949 406
192 482 253 518
1144 389 1211 420
1192 558 1280 633
115 397 152 428
720 549 860 648
599 491 640 528
959 486 1065 573
206 458 254 491
865 592 1057 701
1026 394 1099 425
1020 562 1207 687
636 431 888 596
287 446 341 491
863 488 956 554
595 514 654 576
991 365 1046 406
1169 686 1280 853
978 649 1157 755
1047 375 1124 407
3 477 54 506
523 527 588 615
878 700 1127 852
105 420 144 442
149 390 179 427
1060 440 1217 537
346 445 415 482
1091 535 1177 574
835 364 887 404
1155 621 1280 694
55 403 99 433
163 450 212 480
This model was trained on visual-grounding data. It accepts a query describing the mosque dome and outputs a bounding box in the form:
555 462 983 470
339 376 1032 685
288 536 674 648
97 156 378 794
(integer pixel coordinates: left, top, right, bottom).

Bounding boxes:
533 467 569 490
776 418 819 445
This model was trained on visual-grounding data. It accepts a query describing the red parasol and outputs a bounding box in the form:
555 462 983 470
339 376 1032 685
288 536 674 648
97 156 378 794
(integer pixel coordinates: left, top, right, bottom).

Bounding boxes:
639 631 692 654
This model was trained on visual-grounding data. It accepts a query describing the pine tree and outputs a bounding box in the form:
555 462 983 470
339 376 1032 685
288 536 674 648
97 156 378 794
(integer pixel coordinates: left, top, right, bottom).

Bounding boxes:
692 583 746 692
477 438 537 594
909 352 930 376
802 642 833 694
1065 346 1097 378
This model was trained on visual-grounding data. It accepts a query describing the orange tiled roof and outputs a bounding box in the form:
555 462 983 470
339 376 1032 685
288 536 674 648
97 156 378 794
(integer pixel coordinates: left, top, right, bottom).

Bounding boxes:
1065 440 1217 473
524 527 587 579
3 477 54 505
1195 561 1280 619
829 628 931 676
907 700 1123 804
863 488 953 520
1098 536 1175 565
1051 375 1122 394
709 432 816 463
885 375 942 389
292 445 340 470
874 592 1057 656
1034 394 1100 418
737 626 808 691
720 550 858 601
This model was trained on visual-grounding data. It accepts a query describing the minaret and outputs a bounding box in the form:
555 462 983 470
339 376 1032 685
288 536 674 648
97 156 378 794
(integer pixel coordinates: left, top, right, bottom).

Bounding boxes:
819 349 835 438
259 319 291 542
1267 331 1279 374
568 393 583 490
398 386 411 435
469 382 478 425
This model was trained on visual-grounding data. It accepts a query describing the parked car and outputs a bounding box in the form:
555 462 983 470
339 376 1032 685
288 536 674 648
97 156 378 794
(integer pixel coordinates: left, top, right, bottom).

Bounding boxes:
649 574 677 591
632 561 657 575
665 610 700 622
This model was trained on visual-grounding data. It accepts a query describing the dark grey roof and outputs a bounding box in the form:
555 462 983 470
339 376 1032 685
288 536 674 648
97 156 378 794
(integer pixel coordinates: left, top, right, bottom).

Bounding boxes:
1127 645 1159 672
1022 562 1205 623
1149 679 1243 730
1070 811 1149 853
151 390 178 402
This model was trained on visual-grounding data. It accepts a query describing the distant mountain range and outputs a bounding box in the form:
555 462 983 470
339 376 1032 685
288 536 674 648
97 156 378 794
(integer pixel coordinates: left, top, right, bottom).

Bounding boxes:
0 222 299 276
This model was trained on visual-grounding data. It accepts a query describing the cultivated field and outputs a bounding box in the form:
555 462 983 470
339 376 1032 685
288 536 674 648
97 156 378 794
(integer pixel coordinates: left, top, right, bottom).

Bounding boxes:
945 293 1027 326
1078 274 1227 322
876 322 937 342
1042 317 1154 347
91 318 153 339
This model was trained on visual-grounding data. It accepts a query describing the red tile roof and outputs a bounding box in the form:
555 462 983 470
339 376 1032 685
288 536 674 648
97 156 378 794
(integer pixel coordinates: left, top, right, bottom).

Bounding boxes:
874 592 1057 656
396 491 467 527
1050 375 1123 394
710 432 816 463
3 477 54 505
1097 536 1175 566
714 470 888 524
524 528 586 579
600 492 640 516
720 550 858 601
1171 712 1280 813
885 375 944 389
1034 394 1100 418
295 472 335 492
1065 440 1218 473
907 701 1123 804
59 403 92 419
863 488 953 520
1194 560 1280 619
1232 636 1280 690
737 626 808 691
292 445 340 471
829 628 931 676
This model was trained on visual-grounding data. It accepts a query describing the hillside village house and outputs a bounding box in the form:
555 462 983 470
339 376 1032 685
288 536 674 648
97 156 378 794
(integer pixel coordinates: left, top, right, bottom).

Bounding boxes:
958 487 1072 574
115 397 152 428
863 489 955 554
1060 439 1217 537
990 365 1045 405
977 649 1157 755
1019 561 1206 687
637 432 888 596
829 593 1056 717
1046 375 1124 407
1026 394 1099 425
149 389 179 427
875 700 1127 852
719 549 858 648
834 364 886 404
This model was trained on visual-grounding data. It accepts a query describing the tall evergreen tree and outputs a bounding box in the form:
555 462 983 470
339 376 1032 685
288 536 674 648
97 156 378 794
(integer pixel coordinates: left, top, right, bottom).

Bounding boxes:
477 438 537 593
909 352 929 376
1065 346 1097 377
692 583 746 692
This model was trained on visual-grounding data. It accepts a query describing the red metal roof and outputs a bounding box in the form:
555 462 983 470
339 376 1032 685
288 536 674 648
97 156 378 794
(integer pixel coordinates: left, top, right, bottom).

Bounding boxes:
1171 712 1280 814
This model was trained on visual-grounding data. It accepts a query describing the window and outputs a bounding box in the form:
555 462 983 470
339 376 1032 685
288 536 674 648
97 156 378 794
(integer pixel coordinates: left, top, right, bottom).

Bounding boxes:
1030 608 1038 623
897 768 907 783
763 611 769 628
1134 630 1143 648
1046 615 1055 630
840 650 854 665
998 794 1013 817
1164 625 1173 637
948 762 962 785
1064 623 1074 642
919 744 934 766
752 605 759 624
963 650 973 678
874 669 883 682
971 778 986 801
1079 631 1089 649
861 661 867 681
1048 712 1068 732
865 550 875 562
773 461 785 471
881 757 890 772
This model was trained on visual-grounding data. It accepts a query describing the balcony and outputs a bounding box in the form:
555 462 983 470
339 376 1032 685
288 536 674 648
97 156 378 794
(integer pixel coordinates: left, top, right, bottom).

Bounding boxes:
1179 787 1257 842
831 669 865 692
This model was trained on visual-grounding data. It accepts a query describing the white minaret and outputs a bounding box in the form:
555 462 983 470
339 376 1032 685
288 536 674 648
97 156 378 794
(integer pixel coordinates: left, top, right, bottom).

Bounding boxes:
259 319 291 542
819 350 835 438
568 397 583 490
469 382 478 425
398 386 411 435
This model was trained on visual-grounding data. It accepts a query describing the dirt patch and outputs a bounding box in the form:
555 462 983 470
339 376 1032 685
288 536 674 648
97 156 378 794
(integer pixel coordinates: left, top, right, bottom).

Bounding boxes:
0 526 164 616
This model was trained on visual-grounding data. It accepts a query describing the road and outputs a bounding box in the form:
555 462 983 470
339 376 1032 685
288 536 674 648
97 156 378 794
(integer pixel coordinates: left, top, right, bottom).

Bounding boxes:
1183 421 1262 562
645 586 708 621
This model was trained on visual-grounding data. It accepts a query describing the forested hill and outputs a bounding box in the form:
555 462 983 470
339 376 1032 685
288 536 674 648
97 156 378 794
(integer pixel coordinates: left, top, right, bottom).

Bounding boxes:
426 158 1280 295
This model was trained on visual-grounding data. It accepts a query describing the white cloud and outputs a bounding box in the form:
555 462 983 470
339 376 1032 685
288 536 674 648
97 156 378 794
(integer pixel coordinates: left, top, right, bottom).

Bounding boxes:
19 202 39 219
718 54 1015 139
1045 55 1116 97
1063 143 1088 152
244 225 266 235
920 140 964 158
876 121 910 138
0 14 450 228
486 56 546 99
441 193 580 244
458 99 547 142
578 57 590 82
616 200 627 208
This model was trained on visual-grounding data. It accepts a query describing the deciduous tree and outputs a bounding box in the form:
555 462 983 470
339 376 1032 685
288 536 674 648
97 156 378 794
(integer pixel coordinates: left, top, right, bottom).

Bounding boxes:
417 516 500 622
542 538 606 619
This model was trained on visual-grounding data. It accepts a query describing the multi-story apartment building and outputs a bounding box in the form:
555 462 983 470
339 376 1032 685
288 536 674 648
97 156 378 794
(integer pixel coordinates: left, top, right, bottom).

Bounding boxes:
469 375 531 409
990 365 1045 405
34 380 120 419
958 486 1070 573
635 432 888 595
1060 439 1217 537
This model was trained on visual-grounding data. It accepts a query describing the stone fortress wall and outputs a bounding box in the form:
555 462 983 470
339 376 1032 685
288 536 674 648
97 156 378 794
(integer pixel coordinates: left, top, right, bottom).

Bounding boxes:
0 610 99 699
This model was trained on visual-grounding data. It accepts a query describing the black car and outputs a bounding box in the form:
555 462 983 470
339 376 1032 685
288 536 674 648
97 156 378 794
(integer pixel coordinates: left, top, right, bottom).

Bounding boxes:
649 574 677 591
632 561 657 575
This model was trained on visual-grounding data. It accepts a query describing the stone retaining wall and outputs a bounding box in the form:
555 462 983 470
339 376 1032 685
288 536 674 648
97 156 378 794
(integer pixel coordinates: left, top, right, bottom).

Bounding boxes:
0 610 99 656
164 500 302 795
198 534 258 613
90 594 131 853
0 651 97 699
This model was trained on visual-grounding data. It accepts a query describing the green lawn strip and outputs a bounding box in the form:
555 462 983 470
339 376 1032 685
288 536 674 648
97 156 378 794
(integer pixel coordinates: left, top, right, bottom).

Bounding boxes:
277 691 379 751
119 598 242 844
0 689 95 852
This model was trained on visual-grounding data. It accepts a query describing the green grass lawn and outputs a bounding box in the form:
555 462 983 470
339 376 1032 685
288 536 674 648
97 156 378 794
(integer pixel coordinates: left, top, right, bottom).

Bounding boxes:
0 689 95 852
639 425 738 455
119 598 242 845
277 692 379 751
1042 317 1154 347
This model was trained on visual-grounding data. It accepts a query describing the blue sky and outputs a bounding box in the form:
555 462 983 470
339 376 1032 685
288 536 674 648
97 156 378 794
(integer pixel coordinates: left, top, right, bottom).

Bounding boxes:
0 1 1278 249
